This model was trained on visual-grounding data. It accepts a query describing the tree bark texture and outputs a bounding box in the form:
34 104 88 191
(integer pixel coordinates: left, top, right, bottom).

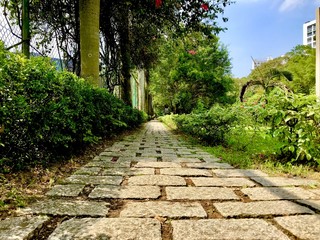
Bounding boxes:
79 0 100 87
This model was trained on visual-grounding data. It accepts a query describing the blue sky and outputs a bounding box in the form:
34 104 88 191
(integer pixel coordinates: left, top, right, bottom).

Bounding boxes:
217 0 320 78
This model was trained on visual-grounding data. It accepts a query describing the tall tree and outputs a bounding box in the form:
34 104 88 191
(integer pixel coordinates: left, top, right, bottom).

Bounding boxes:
150 31 234 114
79 0 100 86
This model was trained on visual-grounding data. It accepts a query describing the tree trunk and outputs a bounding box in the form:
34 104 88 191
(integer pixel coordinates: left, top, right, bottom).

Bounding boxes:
79 0 100 87
119 5 132 105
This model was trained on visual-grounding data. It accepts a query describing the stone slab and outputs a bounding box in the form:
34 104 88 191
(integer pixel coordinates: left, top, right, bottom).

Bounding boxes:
242 187 320 200
214 200 314 217
135 161 181 168
275 215 320 240
297 200 320 211
101 168 154 176
251 177 319 187
64 175 123 185
21 199 109 217
99 167 130 176
191 177 256 187
186 162 233 169
130 157 158 162
309 188 320 196
166 187 239 200
161 149 176 154
48 218 161 240
213 169 268 177
89 185 161 199
0 216 49 240
140 153 162 158
128 175 186 186
202 157 223 162
85 161 131 168
73 167 101 175
162 157 202 163
46 184 85 197
160 168 212 177
171 219 290 240
120 201 207 218
100 151 136 158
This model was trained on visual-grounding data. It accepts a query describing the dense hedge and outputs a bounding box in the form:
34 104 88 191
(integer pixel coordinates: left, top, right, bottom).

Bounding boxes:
0 42 145 171
169 104 239 145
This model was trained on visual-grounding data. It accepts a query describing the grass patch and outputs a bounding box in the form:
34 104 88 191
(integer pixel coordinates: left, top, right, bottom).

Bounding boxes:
160 117 320 180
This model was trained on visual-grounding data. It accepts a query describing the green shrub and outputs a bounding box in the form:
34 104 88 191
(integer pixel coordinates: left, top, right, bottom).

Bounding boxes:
260 90 320 166
0 42 144 172
173 104 238 145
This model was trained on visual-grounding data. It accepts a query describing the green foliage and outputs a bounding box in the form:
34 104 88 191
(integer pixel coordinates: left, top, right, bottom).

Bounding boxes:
150 32 235 115
0 42 145 172
172 104 238 145
245 45 315 98
259 90 320 165
285 45 315 94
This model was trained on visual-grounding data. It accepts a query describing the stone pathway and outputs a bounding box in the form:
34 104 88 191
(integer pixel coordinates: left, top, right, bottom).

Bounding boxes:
1 120 320 239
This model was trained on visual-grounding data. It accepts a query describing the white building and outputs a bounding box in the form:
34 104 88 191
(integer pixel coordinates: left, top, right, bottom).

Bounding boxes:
303 20 316 48
251 57 273 70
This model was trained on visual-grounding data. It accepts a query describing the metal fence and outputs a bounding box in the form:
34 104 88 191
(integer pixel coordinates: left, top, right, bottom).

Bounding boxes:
0 13 22 52
0 7 63 67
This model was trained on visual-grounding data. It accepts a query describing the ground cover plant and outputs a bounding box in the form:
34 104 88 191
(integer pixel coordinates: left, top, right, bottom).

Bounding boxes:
160 89 320 174
0 42 145 172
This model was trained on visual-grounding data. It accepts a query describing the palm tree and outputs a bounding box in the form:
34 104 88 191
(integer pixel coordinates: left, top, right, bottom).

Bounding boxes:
79 0 101 87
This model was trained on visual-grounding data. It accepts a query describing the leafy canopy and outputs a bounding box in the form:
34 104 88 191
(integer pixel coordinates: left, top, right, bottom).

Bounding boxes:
150 31 234 114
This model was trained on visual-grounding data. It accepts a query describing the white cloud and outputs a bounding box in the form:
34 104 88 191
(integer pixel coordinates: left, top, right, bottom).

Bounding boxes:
235 0 318 12
279 0 305 12
235 0 262 3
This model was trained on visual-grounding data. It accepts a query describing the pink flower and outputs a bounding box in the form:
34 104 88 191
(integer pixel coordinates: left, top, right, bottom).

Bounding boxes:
155 0 162 8
188 50 197 55
201 3 209 11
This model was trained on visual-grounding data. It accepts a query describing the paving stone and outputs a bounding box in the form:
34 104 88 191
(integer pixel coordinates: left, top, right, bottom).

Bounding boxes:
163 157 202 163
45 184 85 197
186 162 233 169
74 167 101 175
214 200 314 217
100 151 126 157
202 157 223 162
275 215 320 240
178 155 203 159
160 168 212 177
21 199 109 216
166 187 239 200
99 167 130 176
85 161 131 168
64 175 123 185
120 201 207 218
139 154 162 158
191 177 256 187
130 157 158 162
135 161 181 168
161 149 176 154
128 175 186 186
171 219 290 240
89 185 161 199
297 200 320 211
176 151 193 155
101 167 154 176
0 216 49 240
309 188 320 196
48 218 161 240
242 187 320 200
213 169 268 177
162 153 179 157
251 177 319 187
